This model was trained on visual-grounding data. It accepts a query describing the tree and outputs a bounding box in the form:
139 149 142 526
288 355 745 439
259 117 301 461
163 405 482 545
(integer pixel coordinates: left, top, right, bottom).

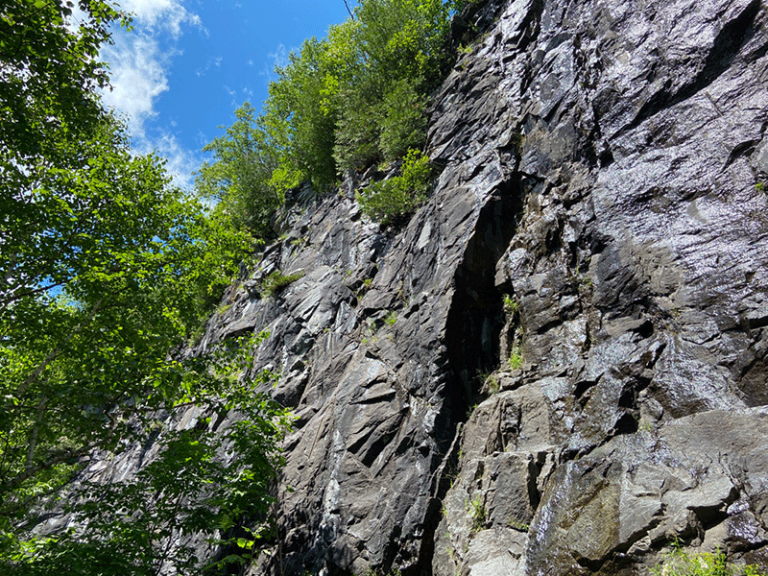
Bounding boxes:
0 110 291 573
1 2 290 573
0 0 127 184
195 103 284 237
201 0 461 222
266 37 341 192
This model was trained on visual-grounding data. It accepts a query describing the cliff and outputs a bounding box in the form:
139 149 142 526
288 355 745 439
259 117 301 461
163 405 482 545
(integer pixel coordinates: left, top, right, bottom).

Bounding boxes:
168 0 768 573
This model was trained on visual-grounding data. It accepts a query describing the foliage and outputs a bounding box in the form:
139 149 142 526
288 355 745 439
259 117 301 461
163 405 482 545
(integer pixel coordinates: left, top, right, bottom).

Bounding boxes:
0 113 264 573
203 0 462 224
378 79 428 160
260 270 305 298
485 374 500 394
1 2 283 574
503 294 519 315
195 103 284 237
508 347 523 370
507 520 529 532
265 37 340 192
355 569 402 576
0 0 129 179
1 334 292 576
356 149 433 224
467 496 485 534
653 546 768 576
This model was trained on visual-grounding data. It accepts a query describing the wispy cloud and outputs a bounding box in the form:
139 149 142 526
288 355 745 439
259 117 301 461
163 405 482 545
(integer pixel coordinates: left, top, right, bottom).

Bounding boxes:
119 0 203 38
195 55 223 77
260 43 289 83
99 0 202 188
101 33 170 140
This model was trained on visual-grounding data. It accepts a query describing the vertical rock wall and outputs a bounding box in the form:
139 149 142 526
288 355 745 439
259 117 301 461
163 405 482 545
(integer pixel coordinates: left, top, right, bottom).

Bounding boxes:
202 0 768 574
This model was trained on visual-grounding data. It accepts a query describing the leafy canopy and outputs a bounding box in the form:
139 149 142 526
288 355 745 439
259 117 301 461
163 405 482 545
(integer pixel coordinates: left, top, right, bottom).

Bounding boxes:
200 0 466 226
1 1 290 574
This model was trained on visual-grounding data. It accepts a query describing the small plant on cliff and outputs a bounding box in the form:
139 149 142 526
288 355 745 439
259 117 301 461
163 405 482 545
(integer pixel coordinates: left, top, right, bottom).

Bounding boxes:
261 269 305 297
356 149 432 225
467 495 486 534
508 346 523 370
503 294 519 315
356 569 402 576
653 546 768 576
507 519 530 532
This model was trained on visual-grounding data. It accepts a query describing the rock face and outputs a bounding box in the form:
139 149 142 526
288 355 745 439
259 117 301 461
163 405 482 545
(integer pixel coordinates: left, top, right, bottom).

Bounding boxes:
200 0 768 574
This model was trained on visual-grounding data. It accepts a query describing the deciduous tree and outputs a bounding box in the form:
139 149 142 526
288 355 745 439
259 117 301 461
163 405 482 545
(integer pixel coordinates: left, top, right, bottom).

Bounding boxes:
1 2 289 573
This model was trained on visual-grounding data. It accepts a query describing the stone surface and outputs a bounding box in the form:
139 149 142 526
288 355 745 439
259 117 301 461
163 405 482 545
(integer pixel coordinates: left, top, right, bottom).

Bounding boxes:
52 0 768 573
227 0 768 572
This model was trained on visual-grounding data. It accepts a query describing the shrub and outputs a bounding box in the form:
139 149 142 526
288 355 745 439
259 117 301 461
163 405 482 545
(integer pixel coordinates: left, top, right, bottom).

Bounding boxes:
261 270 304 297
467 495 486 534
503 294 519 315
356 148 432 224
508 346 523 370
653 546 768 576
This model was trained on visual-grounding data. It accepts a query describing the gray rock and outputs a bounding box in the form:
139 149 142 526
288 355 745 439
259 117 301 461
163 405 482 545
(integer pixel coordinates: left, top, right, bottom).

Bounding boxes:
52 0 768 573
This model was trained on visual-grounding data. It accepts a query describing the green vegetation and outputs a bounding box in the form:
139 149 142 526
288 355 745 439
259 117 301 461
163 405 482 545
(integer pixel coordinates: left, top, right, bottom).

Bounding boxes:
261 270 305 297
195 102 283 237
200 0 469 229
0 1 289 573
355 569 402 576
356 148 433 224
384 311 398 326
507 520 530 532
508 346 524 370
467 496 486 534
503 294 519 315
653 547 768 576
0 0 480 572
2 335 292 576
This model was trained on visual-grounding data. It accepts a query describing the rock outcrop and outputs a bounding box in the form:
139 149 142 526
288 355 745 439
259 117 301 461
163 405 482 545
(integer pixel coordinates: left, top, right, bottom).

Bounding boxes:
182 0 768 573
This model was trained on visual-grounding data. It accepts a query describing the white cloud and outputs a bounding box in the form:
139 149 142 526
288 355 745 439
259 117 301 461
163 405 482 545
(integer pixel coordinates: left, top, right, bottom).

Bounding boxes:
135 131 202 190
101 33 170 140
119 0 203 38
97 0 203 189
195 56 222 77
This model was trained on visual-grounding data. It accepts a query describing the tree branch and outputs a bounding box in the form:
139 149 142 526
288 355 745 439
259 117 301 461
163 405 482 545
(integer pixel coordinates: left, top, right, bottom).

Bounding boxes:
7 296 106 409
343 0 355 19
0 445 93 497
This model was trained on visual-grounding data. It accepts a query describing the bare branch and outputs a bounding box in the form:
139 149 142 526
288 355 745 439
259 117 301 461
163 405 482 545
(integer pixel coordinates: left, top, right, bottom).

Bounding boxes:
343 0 355 19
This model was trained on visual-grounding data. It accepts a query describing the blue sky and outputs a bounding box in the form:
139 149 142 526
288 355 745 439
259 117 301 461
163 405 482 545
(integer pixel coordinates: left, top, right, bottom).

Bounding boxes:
99 0 350 188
